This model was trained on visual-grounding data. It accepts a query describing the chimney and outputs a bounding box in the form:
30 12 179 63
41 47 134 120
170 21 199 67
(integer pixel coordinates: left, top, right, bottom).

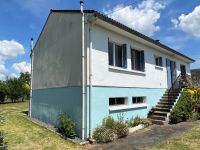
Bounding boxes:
80 0 84 13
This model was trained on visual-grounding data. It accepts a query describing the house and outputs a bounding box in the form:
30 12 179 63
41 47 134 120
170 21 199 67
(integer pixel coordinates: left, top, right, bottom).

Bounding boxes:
191 69 200 87
30 9 195 140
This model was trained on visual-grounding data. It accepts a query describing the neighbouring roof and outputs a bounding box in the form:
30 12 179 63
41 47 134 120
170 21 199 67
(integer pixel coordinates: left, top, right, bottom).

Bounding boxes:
51 9 195 63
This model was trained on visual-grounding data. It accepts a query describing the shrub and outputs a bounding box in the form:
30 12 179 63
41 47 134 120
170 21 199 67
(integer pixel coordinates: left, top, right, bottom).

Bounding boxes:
170 89 198 124
93 126 115 143
114 121 129 138
102 116 116 131
0 132 7 150
128 116 151 127
58 113 76 139
128 116 141 127
0 91 6 103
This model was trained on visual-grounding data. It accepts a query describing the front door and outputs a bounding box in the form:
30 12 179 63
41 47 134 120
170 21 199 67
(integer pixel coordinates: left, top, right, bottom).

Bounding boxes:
180 65 186 77
166 59 177 88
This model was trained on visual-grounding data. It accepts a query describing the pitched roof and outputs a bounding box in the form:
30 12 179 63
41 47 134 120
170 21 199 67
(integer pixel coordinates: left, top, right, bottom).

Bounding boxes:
51 9 195 62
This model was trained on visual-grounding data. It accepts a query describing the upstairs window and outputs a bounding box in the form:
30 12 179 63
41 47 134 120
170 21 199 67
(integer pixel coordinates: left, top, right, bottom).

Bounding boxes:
109 97 127 106
131 49 145 72
155 56 163 67
108 41 127 68
132 97 146 104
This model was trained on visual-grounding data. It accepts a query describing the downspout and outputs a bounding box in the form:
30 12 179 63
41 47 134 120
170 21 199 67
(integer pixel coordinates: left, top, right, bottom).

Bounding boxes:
89 25 93 138
80 0 86 140
29 38 34 117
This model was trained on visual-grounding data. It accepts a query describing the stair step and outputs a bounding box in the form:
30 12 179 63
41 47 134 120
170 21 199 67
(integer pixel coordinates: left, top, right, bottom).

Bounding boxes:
162 96 178 99
163 93 179 96
153 107 170 112
149 119 165 125
158 102 174 105
153 111 168 117
149 115 166 121
156 104 173 109
160 99 176 103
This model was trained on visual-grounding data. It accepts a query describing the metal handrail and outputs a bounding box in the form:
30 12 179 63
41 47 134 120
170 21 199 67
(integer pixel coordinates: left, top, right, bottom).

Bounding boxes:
168 74 191 108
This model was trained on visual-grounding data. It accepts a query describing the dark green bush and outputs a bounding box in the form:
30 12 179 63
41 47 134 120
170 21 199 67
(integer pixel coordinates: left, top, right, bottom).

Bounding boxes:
58 113 76 139
93 126 115 143
0 91 5 103
170 91 195 124
0 132 7 150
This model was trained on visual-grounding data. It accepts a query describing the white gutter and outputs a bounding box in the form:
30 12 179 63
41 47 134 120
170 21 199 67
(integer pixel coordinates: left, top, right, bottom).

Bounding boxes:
29 38 34 117
80 0 86 141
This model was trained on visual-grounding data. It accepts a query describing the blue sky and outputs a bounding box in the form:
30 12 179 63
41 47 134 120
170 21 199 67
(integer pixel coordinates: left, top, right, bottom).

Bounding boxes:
0 0 200 79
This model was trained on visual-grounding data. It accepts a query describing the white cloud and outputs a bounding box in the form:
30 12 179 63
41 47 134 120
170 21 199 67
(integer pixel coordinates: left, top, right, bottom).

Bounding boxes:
0 40 25 80
12 61 31 74
103 0 166 36
172 5 200 38
0 40 25 63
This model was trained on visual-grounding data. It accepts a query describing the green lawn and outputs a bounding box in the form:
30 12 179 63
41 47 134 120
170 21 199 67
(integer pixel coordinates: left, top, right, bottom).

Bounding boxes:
0 101 84 150
149 125 200 150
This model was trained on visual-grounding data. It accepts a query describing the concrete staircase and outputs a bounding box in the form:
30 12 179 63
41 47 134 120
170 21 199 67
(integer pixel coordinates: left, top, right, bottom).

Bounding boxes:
148 89 182 125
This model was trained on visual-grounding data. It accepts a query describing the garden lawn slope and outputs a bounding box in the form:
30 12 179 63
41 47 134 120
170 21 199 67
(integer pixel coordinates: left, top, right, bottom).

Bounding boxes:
149 124 200 150
0 101 83 150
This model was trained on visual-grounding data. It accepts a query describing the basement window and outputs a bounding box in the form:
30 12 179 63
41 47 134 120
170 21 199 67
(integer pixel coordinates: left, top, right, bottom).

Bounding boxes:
132 97 146 104
109 97 127 106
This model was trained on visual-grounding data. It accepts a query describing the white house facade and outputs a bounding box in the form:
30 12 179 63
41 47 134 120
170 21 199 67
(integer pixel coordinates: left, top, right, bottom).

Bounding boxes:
31 10 194 140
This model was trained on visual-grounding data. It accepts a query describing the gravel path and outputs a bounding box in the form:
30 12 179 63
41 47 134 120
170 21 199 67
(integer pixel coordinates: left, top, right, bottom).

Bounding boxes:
93 120 200 150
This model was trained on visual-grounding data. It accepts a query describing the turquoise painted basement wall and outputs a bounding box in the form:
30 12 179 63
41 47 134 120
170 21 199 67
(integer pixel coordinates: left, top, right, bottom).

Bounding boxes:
32 87 83 137
87 86 166 135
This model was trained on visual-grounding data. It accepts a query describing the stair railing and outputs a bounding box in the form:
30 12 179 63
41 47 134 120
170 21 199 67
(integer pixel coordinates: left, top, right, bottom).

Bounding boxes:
168 74 191 108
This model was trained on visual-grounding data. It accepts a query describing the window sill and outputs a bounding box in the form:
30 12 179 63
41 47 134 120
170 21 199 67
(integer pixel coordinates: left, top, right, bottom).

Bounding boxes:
109 103 148 111
109 66 146 75
155 66 164 70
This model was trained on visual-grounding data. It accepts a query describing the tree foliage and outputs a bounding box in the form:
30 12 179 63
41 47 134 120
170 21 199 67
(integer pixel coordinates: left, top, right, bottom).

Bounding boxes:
0 72 31 103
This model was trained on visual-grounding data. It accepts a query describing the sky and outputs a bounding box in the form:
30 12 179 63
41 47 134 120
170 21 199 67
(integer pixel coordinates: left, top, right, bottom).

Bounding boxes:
0 0 200 80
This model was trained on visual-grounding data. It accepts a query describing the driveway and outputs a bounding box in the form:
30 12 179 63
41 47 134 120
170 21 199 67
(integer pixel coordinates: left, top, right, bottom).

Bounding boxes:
93 120 200 150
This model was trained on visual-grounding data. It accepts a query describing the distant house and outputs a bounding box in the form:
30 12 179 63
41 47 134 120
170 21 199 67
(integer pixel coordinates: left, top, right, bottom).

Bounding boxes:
191 69 200 87
30 10 194 139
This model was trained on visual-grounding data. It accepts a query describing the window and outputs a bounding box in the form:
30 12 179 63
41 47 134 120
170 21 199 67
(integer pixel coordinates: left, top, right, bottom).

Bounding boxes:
131 49 145 71
155 56 163 67
132 97 145 104
109 97 126 106
108 41 127 68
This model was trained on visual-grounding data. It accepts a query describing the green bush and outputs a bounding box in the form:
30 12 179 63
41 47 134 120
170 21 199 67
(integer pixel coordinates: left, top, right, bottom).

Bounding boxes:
93 115 129 142
93 126 116 143
114 121 129 138
170 90 197 124
0 132 7 150
102 116 116 131
128 116 141 127
0 91 5 103
58 113 76 139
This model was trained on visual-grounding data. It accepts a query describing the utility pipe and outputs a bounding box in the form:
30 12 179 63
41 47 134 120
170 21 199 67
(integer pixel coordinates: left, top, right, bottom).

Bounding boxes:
89 25 93 138
29 38 34 117
80 0 86 141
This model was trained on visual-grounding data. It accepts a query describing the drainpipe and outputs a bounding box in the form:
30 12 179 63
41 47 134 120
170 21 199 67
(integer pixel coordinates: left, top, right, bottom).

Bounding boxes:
80 0 86 141
29 38 34 117
89 25 93 138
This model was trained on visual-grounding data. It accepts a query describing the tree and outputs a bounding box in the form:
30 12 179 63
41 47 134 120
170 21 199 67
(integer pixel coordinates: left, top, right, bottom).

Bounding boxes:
0 81 7 103
6 78 23 102
19 72 31 101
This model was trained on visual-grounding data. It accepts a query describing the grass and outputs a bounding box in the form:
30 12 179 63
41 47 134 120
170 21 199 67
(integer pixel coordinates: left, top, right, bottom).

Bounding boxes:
148 125 200 150
0 101 84 150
